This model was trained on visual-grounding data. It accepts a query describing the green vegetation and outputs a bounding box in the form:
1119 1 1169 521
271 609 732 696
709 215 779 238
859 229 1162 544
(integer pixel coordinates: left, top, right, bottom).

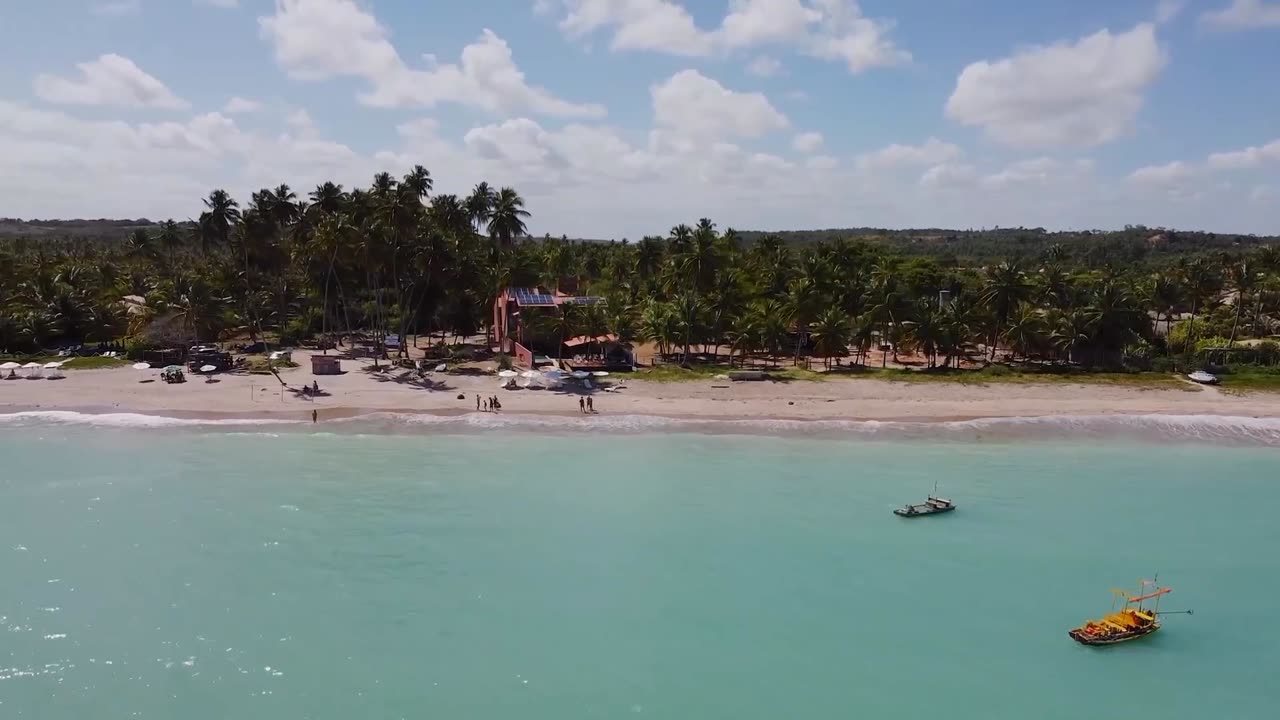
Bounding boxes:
3 169 1280 388
61 356 129 370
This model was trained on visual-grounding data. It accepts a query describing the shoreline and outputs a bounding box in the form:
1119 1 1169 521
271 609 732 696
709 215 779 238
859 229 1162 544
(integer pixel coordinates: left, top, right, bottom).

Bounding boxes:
3 354 1280 438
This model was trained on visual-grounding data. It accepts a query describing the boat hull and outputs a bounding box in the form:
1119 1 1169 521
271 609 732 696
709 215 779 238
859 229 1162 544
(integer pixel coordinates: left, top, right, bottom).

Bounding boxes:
893 504 956 517
1068 624 1160 646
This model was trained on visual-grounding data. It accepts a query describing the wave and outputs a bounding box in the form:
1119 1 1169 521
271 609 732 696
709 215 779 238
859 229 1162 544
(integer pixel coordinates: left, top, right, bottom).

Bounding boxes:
0 411 299 429
4 409 1280 446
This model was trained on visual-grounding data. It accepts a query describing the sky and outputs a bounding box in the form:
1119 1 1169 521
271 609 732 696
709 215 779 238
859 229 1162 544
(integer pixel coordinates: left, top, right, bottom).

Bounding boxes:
0 0 1278 239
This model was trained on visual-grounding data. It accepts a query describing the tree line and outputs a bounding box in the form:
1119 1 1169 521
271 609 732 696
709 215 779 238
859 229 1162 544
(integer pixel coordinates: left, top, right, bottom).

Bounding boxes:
2 167 1280 373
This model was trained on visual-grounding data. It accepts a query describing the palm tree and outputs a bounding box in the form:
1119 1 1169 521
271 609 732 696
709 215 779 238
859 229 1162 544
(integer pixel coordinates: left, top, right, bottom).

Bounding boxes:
672 291 705 365
980 261 1033 359
1148 272 1183 339
200 189 240 254
809 307 851 369
1001 304 1044 361
466 182 495 232
487 187 530 246
402 165 433 200
1225 258 1259 346
1180 258 1221 354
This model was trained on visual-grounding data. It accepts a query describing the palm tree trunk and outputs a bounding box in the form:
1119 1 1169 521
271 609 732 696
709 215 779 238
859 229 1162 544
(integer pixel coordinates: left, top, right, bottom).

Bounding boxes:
1228 296 1243 346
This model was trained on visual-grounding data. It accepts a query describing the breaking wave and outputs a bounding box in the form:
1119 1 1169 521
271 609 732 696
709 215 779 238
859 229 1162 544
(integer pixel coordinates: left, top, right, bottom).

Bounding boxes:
3 409 1280 446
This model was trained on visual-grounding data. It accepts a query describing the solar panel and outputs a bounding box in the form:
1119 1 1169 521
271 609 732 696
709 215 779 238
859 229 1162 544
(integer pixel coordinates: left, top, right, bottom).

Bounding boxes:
561 296 601 305
514 288 556 306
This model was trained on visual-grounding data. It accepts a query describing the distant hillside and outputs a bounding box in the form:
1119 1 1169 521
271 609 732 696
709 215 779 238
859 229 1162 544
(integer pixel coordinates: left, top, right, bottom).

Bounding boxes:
0 218 162 241
5 218 1279 266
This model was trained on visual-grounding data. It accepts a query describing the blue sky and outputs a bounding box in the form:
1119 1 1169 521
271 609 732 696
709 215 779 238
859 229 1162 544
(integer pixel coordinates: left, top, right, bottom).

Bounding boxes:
1 0 1278 238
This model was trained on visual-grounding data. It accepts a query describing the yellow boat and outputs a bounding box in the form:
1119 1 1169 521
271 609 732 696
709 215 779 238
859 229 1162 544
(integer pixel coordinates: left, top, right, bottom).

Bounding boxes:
1068 580 1174 646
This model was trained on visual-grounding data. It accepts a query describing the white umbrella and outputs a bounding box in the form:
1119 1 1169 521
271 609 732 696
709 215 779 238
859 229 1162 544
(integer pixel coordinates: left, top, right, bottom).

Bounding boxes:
520 370 541 378
571 370 590 379
132 362 151 370
0 361 20 370
592 371 610 377
43 361 63 368
200 364 217 373
434 363 447 373
21 362 43 378
498 369 518 378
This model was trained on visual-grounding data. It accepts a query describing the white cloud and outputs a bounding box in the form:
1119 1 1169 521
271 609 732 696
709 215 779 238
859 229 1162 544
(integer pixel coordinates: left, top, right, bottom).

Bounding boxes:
557 0 712 55
1128 161 1195 186
802 0 911 73
746 55 784 77
223 97 262 114
945 23 1166 147
34 54 188 110
919 163 977 188
805 155 838 170
260 0 605 117
855 138 961 171
546 0 909 74
1251 185 1280 202
197 0 240 7
792 131 824 153
720 0 819 47
981 157 1091 189
1206 138 1280 170
651 69 788 140
92 0 141 14
1200 0 1280 29
1155 0 1185 23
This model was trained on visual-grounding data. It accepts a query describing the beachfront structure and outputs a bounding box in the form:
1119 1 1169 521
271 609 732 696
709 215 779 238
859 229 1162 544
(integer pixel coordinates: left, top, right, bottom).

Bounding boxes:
311 355 341 375
492 286 603 365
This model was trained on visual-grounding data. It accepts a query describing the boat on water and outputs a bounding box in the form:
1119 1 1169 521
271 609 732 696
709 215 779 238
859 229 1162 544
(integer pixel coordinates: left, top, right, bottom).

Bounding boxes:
1068 580 1180 646
1187 370 1219 385
894 482 955 517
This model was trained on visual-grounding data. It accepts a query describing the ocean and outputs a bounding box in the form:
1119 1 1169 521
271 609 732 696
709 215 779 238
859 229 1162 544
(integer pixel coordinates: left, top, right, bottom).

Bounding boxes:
2 412 1279 719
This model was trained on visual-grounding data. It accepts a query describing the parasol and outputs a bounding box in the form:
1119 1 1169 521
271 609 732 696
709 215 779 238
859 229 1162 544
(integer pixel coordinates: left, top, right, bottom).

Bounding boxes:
200 364 217 373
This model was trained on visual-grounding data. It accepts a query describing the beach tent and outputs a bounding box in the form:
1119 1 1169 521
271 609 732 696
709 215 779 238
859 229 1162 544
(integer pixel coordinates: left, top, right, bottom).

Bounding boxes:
43 361 65 379
21 362 43 378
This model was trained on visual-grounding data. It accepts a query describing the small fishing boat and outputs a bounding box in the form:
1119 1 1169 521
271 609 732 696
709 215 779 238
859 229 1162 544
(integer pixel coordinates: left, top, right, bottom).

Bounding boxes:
1068 579 1188 646
894 482 955 517
1187 370 1219 385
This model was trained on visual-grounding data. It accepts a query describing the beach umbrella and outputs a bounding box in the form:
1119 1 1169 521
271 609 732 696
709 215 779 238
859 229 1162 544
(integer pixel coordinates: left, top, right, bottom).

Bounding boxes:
498 369 518 378
200 364 217 373
434 363 447 373
0 361 20 370
520 370 541 378
21 362 43 378
132 362 150 370
571 370 590 379
592 371 610 377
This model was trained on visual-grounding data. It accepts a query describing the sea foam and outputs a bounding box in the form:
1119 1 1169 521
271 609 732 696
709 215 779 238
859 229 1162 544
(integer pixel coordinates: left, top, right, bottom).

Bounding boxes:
4 409 1280 446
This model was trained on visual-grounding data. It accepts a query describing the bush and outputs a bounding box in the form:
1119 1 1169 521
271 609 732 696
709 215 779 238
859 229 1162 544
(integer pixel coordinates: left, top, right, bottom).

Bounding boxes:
1150 356 1178 373
983 363 1014 377
1257 340 1280 366
496 353 513 370
125 338 154 361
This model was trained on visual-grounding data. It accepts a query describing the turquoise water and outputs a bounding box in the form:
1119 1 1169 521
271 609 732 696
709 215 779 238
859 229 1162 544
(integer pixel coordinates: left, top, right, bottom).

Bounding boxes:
3 416 1279 718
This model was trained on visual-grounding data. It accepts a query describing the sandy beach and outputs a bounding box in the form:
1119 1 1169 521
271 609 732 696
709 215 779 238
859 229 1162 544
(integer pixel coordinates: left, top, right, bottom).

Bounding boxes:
1 350 1277 423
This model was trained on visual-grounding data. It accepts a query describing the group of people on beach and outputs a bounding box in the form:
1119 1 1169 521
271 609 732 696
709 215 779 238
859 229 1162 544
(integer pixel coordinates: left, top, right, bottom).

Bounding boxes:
476 394 502 412
578 396 597 414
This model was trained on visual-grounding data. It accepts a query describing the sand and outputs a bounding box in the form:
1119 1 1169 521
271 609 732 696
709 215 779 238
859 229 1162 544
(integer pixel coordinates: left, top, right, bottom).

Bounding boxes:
1 350 1276 423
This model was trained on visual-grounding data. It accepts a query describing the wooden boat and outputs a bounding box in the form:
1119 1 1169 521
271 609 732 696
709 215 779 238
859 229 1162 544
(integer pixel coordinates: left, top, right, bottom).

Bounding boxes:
1068 580 1176 646
1187 370 1219 385
894 482 955 517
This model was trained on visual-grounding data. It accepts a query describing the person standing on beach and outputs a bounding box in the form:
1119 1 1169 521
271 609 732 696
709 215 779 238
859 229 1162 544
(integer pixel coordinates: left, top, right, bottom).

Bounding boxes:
476 394 481 411
578 397 585 413
587 396 594 413
312 409 317 424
